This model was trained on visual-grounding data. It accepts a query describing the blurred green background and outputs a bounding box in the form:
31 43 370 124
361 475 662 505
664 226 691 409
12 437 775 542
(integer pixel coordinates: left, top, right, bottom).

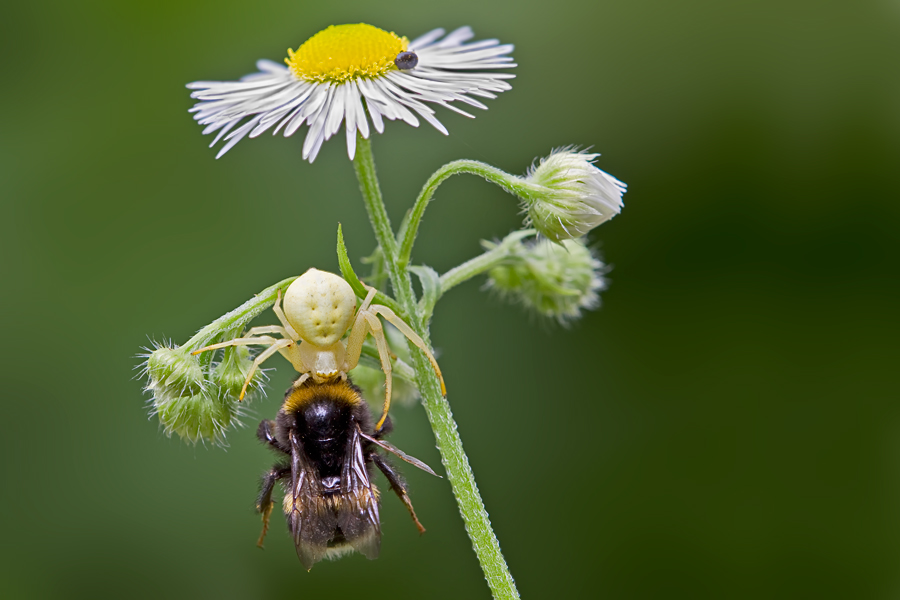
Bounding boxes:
2 0 899 598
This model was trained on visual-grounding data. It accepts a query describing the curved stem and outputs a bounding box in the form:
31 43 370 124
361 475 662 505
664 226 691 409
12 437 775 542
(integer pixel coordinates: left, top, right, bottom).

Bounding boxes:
353 136 520 600
439 230 537 297
396 160 542 270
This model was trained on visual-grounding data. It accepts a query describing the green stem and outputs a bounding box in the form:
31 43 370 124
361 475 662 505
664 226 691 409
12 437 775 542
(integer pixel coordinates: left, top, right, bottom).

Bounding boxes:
353 135 399 262
359 343 417 384
439 230 537 297
353 135 520 600
397 160 542 269
184 276 298 350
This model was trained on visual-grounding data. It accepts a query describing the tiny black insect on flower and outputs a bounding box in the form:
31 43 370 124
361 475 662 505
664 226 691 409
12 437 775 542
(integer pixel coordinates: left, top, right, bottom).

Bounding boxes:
394 51 418 70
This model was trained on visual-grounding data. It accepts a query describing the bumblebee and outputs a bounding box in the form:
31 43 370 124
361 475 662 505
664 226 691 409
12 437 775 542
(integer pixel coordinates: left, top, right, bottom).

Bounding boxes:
255 377 437 569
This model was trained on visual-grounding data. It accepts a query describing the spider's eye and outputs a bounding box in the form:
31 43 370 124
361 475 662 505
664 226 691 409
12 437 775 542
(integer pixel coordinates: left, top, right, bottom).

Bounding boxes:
394 51 418 70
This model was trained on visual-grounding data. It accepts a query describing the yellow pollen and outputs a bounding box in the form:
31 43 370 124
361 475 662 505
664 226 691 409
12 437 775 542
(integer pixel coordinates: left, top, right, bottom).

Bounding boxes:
286 24 408 84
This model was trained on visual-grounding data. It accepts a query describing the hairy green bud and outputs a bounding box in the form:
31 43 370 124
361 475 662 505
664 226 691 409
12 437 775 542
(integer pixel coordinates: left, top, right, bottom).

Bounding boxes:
486 236 607 324
153 389 240 445
211 345 263 401
146 346 205 396
144 343 249 445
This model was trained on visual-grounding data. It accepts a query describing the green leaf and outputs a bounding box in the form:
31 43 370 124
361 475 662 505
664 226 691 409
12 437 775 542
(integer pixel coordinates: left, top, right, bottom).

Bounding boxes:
336 224 404 315
410 265 442 322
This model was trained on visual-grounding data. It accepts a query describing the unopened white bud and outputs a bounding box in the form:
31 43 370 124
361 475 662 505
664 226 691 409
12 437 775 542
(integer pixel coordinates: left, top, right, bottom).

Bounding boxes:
521 149 626 242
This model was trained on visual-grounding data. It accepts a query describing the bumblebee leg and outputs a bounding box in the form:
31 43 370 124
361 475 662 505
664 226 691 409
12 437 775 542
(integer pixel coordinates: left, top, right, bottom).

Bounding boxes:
371 453 426 534
257 465 290 548
257 420 289 454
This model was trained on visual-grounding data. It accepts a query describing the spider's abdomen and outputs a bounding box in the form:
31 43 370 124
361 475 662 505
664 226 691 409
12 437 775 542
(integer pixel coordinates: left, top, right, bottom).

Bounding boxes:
283 268 357 347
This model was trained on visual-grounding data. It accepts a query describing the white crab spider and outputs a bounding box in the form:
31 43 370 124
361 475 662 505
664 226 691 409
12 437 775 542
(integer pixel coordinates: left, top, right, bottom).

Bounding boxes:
193 268 445 431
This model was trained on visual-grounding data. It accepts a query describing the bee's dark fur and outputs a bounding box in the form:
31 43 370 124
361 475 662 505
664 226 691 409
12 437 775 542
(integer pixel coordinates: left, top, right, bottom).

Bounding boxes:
255 377 431 570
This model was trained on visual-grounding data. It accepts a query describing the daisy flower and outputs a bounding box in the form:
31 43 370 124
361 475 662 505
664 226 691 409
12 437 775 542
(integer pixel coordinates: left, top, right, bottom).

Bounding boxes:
188 24 516 162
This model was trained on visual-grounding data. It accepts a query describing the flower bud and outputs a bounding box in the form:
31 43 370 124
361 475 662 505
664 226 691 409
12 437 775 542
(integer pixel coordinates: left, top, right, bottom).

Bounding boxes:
521 149 625 242
153 390 240 445
211 345 263 401
146 346 205 396
144 344 244 445
487 236 607 324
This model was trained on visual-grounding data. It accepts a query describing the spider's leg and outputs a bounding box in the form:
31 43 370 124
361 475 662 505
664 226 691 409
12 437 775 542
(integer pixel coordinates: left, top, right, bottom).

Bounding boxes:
359 285 378 313
371 452 425 534
272 289 301 341
291 373 310 389
239 338 294 400
343 286 379 371
245 325 291 338
362 312 393 432
369 305 446 396
190 335 280 356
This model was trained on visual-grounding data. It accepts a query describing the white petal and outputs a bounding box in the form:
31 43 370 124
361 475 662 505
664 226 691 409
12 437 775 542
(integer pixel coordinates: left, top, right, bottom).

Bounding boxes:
344 86 358 160
408 28 445 50
216 115 261 158
323 83 347 140
256 59 288 73
189 26 514 162
303 85 334 159
348 81 369 139
437 26 475 48
209 120 238 147
278 106 306 136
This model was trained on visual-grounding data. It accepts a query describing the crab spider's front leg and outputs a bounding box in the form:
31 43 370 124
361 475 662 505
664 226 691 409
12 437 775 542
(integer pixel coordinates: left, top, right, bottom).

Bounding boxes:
343 286 379 372
245 325 292 338
272 289 301 341
368 305 446 396
239 338 295 400
361 311 394 432
193 320 307 378
191 335 281 355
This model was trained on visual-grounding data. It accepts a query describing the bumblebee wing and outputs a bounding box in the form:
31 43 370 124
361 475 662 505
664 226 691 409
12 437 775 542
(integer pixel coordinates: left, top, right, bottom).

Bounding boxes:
337 424 381 560
289 430 337 570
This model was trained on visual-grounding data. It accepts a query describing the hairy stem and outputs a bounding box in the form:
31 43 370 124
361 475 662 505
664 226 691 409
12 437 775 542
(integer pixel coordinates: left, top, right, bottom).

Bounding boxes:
397 160 542 269
184 276 298 350
353 135 520 600
353 135 399 262
439 230 537 297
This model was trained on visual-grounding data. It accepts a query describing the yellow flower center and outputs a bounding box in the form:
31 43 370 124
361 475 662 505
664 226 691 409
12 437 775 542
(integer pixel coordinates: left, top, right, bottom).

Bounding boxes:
286 24 408 84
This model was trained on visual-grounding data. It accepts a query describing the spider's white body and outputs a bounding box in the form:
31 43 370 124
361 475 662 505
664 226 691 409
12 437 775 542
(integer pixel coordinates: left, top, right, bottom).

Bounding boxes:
194 268 444 430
